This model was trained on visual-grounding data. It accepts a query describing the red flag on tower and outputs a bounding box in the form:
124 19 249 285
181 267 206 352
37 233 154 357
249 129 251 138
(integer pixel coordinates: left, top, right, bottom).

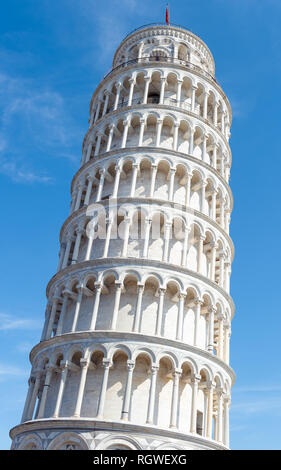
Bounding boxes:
166 4 170 25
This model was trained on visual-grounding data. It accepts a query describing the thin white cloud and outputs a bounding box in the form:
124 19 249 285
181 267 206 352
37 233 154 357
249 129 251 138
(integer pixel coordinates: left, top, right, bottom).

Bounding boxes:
0 363 29 381
234 385 281 393
0 69 81 184
0 157 54 184
16 342 33 354
0 313 41 331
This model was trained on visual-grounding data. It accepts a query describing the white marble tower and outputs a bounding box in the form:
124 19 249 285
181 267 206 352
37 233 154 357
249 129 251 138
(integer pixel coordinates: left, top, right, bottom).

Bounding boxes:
10 23 235 451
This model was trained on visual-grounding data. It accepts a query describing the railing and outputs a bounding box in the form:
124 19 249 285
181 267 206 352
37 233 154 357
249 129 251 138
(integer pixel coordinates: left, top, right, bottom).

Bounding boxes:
105 96 201 116
121 23 199 41
104 56 219 86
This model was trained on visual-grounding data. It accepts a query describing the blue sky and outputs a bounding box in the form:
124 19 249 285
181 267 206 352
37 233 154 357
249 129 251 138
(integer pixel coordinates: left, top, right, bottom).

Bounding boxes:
1 0 281 450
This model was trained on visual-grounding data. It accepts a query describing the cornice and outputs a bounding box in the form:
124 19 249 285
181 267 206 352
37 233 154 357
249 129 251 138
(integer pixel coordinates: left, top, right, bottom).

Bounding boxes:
9 418 227 450
28 330 236 384
46 257 235 316
89 61 232 125
85 101 232 156
72 146 233 204
59 196 235 259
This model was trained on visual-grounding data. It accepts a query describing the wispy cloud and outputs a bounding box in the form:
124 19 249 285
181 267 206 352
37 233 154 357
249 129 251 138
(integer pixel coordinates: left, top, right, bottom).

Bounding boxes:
234 385 281 393
0 69 80 184
16 342 33 354
0 363 29 382
0 313 41 331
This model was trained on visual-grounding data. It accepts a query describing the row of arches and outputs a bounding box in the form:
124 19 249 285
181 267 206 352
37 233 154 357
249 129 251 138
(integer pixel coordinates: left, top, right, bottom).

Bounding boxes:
83 112 231 183
42 271 232 364
71 158 231 233
90 69 230 139
58 211 232 292
22 344 231 446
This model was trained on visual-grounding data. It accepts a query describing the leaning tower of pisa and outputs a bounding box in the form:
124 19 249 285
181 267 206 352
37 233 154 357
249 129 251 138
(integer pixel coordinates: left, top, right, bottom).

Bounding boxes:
10 23 235 451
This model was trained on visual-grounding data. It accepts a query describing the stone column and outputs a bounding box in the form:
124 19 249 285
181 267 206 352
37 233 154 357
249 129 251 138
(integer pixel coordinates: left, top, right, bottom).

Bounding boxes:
21 376 36 423
214 102 218 126
121 216 131 257
190 374 200 433
73 359 89 418
85 234 94 262
96 360 112 419
207 307 216 353
185 172 192 207
94 133 103 156
90 283 102 330
217 314 224 360
114 82 122 110
85 140 93 163
84 176 94 206
210 242 217 282
211 189 217 221
150 164 158 197
173 123 179 151
217 389 223 443
191 85 197 112
112 165 121 199
37 366 53 419
202 133 208 162
206 381 215 439
128 78 135 107
155 288 166 336
176 293 186 341
133 284 144 333
223 395 230 447
96 169 105 202
46 294 60 340
111 281 123 330
143 76 151 104
53 362 68 418
57 243 66 272
102 90 110 117
200 180 207 213
71 228 84 264
94 100 101 123
121 118 130 148
103 217 113 258
130 163 139 197
176 79 183 104
220 197 225 227
189 127 194 154
26 372 41 421
181 226 190 267
213 143 218 170
62 235 72 269
138 118 145 146
224 324 231 364
170 369 182 428
106 125 115 152
203 91 209 119
219 253 225 288
74 183 84 212
163 222 172 262
56 293 69 336
197 235 204 273
121 360 135 421
160 77 166 104
71 287 83 333
146 365 159 424
156 118 163 147
168 168 176 200
194 299 203 347
143 218 152 258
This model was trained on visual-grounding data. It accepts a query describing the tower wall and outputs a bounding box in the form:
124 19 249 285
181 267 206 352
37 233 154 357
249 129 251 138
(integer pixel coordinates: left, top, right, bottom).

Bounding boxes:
10 24 234 451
